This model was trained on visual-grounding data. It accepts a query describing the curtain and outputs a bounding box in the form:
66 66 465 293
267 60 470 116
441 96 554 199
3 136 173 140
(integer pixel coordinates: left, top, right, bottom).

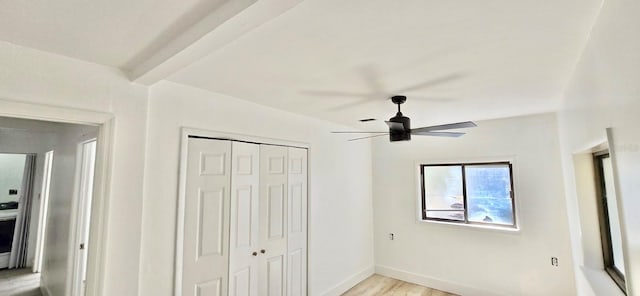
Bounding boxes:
9 154 36 269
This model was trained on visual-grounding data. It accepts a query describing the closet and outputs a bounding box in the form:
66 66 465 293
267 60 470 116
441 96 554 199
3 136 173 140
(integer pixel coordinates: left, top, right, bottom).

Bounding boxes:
177 137 308 296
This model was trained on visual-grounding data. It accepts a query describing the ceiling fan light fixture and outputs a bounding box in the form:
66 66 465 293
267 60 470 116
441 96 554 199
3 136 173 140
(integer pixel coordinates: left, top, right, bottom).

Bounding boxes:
388 115 411 142
390 131 411 142
388 95 411 142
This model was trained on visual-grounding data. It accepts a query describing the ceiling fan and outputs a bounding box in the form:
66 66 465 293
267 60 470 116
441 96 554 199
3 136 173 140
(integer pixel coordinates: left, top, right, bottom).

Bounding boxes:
301 70 464 112
332 95 476 142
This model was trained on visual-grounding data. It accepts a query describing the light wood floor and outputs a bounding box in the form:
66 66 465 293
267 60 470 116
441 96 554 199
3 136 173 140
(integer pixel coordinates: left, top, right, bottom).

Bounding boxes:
0 269 42 296
343 274 457 296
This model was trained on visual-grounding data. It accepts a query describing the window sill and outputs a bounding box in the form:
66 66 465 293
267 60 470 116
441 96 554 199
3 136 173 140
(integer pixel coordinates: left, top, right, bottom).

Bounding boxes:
416 218 520 234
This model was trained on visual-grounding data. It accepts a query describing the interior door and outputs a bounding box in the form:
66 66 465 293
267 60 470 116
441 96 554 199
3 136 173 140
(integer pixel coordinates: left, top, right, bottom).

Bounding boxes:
229 142 260 296
287 147 307 296
73 140 97 296
259 145 288 296
182 138 231 296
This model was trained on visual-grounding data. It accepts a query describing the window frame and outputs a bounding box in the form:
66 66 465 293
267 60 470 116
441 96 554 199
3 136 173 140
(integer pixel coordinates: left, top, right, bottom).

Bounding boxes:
419 161 517 228
593 150 627 294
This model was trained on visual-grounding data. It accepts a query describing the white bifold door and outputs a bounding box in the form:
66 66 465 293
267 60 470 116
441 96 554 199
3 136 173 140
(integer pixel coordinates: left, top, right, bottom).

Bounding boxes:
285 147 308 296
181 138 307 296
182 139 232 296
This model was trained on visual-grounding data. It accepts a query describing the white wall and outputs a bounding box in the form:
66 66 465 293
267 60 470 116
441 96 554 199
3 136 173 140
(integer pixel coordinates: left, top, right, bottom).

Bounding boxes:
0 41 148 295
0 154 26 203
559 0 640 294
138 81 375 296
372 113 576 296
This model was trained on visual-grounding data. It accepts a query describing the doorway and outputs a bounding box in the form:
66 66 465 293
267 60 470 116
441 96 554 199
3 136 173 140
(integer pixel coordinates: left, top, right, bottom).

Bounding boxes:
0 116 99 296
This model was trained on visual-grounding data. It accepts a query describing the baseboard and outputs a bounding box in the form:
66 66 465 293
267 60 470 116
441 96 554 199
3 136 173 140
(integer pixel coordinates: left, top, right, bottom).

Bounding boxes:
40 273 52 296
375 265 506 296
320 265 375 296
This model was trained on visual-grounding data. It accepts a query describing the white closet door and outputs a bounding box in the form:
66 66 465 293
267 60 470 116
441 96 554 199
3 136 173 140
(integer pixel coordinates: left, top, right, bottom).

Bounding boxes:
182 138 231 296
287 147 307 296
229 142 260 296
259 145 288 296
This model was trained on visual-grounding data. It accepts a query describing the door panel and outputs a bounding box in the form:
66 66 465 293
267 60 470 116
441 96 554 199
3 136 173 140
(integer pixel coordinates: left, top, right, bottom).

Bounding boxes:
183 138 231 296
196 279 222 296
200 153 227 175
267 255 284 296
234 187 253 248
197 189 225 258
287 148 308 296
229 142 260 296
259 145 288 296
232 267 251 296
268 184 285 239
288 250 303 296
268 156 285 175
290 184 303 234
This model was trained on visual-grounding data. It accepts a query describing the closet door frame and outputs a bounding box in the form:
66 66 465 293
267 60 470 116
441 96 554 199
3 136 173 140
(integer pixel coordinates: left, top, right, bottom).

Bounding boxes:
175 128 309 296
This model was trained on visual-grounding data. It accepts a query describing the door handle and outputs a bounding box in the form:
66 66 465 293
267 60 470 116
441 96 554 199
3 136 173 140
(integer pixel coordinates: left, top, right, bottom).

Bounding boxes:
252 251 257 256
260 249 266 254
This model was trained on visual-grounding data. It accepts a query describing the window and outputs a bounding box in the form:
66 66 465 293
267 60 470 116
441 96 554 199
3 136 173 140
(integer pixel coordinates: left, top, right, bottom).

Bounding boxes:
420 162 516 228
594 151 626 293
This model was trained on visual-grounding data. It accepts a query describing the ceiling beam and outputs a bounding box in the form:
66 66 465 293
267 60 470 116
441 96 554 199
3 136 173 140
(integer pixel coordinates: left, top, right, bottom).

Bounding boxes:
128 0 303 85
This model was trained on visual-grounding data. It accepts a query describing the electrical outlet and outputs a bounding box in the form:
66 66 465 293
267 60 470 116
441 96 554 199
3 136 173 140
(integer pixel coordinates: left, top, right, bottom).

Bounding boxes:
551 257 559 267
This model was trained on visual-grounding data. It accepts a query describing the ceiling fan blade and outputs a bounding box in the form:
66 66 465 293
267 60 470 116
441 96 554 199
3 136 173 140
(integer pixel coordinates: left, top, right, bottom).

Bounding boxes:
393 73 464 93
299 90 372 98
385 121 405 132
411 121 477 133
409 96 455 103
348 134 389 141
413 131 465 137
326 98 377 112
331 131 388 134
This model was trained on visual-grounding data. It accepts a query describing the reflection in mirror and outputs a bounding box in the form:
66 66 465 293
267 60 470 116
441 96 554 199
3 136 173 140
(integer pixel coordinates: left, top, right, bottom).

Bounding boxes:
0 154 27 208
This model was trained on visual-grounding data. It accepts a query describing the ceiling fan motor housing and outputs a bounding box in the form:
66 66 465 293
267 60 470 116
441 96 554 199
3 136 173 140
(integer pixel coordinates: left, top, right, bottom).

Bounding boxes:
389 114 411 142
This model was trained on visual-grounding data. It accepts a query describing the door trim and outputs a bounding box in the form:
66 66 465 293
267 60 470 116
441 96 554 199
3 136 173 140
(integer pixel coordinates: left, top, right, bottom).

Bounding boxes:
175 127 309 296
33 150 53 273
0 98 114 296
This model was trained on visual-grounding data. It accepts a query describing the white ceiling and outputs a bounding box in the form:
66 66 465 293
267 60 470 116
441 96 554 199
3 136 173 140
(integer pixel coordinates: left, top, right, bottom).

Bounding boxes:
168 0 602 128
0 0 229 68
0 0 602 129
